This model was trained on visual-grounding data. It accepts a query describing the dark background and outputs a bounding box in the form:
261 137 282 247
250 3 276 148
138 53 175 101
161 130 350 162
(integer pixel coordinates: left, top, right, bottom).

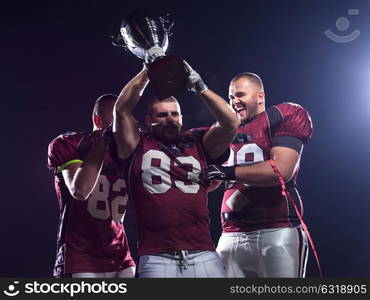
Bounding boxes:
1 0 369 277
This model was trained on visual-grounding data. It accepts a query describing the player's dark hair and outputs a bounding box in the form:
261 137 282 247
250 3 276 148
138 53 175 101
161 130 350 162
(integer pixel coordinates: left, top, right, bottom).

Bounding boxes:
146 96 180 116
231 72 264 91
92 94 117 117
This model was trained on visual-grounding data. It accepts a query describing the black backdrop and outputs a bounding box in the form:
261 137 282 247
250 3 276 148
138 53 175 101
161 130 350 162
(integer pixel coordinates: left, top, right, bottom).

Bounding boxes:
1 0 369 277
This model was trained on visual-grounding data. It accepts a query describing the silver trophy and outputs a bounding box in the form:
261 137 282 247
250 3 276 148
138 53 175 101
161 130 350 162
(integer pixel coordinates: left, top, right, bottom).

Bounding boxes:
114 10 188 100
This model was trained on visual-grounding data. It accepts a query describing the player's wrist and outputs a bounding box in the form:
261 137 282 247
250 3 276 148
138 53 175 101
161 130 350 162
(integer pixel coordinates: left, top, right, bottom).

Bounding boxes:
206 164 236 181
223 166 236 180
194 80 208 94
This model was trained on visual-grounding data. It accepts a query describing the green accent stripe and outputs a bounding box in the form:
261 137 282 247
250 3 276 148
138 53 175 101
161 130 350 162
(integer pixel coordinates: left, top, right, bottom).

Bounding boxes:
57 159 83 173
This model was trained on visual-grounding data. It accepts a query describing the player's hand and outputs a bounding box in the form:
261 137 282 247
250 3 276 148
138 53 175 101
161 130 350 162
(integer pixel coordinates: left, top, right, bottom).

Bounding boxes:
207 180 222 192
183 60 208 94
145 46 165 65
101 125 114 146
90 130 106 148
206 165 236 181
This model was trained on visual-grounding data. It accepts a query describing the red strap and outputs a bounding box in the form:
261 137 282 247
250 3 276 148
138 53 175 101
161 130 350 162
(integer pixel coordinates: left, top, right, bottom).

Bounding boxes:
269 160 323 277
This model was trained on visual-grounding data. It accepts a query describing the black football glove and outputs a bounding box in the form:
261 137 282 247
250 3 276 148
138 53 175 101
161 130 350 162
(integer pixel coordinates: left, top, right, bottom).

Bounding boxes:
183 60 208 94
206 165 236 181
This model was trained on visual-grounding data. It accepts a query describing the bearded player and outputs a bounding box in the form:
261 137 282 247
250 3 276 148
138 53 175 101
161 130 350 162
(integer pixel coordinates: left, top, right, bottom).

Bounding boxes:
206 73 313 278
47 94 135 277
113 48 240 277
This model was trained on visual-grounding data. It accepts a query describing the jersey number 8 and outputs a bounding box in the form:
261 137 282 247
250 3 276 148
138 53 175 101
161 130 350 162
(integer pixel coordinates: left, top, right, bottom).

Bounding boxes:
83 175 128 222
141 149 201 194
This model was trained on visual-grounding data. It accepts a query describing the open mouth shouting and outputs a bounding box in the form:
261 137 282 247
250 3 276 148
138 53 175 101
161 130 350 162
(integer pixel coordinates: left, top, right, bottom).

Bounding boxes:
233 103 246 118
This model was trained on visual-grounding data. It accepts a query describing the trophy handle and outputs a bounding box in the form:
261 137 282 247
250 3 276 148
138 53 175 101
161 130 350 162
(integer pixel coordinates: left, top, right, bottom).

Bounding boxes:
110 34 127 49
160 13 175 37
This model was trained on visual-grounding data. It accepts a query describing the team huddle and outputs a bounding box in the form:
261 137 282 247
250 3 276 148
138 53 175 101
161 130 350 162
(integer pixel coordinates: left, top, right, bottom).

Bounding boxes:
48 58 313 278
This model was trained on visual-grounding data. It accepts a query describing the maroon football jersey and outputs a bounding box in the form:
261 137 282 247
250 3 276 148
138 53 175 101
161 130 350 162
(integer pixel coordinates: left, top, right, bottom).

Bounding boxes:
48 131 135 277
222 103 313 232
128 129 219 256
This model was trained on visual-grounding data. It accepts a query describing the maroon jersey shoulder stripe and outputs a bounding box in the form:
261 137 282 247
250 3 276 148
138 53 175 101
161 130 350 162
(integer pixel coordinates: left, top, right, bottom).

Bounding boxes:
221 103 312 233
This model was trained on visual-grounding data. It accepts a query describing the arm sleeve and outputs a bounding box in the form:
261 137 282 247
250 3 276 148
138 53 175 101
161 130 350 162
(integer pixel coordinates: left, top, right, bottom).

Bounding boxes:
47 133 83 174
273 103 313 144
271 135 304 153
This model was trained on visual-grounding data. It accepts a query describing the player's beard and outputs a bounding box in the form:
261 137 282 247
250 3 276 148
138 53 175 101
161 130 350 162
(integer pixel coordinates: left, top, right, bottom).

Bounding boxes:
154 122 181 141
238 99 259 123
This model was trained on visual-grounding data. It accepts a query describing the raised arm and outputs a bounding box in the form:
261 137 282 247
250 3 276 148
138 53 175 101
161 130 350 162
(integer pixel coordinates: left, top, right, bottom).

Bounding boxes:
184 61 240 159
113 67 149 159
62 132 107 200
199 89 240 159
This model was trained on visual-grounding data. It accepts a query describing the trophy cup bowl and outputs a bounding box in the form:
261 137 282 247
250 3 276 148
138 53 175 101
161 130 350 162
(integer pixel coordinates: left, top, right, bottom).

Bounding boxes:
119 10 188 100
